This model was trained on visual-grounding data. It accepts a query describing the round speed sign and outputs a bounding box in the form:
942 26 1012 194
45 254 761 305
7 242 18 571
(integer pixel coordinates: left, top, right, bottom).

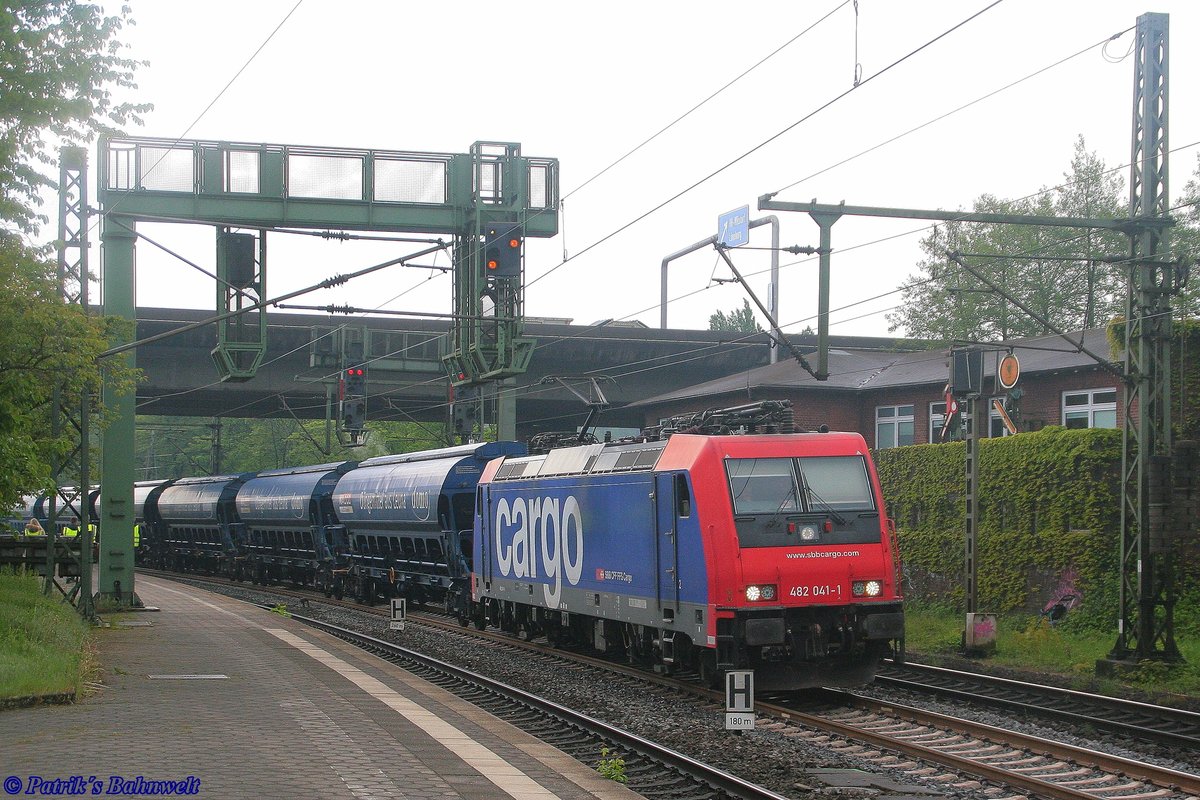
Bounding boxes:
997 353 1020 389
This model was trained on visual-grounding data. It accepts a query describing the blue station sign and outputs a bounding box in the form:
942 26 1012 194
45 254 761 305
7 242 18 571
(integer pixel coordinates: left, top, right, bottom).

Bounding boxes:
718 205 750 248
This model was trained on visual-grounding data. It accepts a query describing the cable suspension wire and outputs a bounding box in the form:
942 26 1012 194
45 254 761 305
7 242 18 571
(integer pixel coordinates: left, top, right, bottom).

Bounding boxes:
525 1 1005 290
563 0 851 201
770 26 1136 197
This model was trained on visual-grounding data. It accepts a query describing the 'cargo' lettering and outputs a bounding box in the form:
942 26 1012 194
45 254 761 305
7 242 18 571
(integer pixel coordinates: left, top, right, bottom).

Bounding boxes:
495 495 584 606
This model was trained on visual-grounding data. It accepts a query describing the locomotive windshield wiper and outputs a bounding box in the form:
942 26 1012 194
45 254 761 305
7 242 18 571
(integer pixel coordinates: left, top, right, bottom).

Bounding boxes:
803 485 847 526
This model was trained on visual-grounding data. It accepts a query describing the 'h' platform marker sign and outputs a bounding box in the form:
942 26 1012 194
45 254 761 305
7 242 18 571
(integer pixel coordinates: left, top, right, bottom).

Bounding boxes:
725 670 755 730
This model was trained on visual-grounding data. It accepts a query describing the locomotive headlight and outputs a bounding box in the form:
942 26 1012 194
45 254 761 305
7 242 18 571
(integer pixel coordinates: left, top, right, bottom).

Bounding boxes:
745 584 777 602
798 525 819 542
852 580 883 597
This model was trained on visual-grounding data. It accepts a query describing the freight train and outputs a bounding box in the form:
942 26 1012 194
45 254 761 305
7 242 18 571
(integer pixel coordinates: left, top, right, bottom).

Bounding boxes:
10 401 905 689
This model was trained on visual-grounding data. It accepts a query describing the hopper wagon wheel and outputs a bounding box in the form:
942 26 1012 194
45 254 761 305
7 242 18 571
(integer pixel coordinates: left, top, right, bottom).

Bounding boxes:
473 600 490 631
358 576 375 606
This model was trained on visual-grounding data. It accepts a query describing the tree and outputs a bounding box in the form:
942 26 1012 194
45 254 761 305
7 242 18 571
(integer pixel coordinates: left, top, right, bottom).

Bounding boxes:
0 234 135 507
1 1 148 235
1174 152 1200 320
709 299 763 333
0 2 146 510
887 137 1127 342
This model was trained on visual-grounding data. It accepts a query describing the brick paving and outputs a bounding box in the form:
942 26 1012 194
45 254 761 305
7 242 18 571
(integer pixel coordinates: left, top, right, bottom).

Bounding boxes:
1 576 640 800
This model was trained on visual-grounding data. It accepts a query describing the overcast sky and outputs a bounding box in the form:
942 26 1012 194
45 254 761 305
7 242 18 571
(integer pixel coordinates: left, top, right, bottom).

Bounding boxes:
85 1 1199 339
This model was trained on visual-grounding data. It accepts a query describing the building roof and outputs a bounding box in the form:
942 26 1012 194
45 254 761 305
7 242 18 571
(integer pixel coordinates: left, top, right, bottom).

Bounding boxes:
630 328 1119 407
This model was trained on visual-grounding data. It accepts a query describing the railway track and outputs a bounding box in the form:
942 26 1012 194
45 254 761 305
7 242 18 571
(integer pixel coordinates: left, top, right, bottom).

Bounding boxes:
875 660 1200 751
768 693 1200 800
268 606 790 800
143 570 1200 800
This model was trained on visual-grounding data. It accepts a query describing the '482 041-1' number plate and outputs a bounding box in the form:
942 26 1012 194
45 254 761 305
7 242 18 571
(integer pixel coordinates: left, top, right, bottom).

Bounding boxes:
789 584 842 598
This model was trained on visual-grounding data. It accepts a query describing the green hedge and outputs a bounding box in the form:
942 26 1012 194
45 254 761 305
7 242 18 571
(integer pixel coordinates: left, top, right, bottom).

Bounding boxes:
875 427 1124 628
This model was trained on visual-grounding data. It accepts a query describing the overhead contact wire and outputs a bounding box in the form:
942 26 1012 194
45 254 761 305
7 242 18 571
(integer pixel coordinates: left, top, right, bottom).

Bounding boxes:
526 0 1006 290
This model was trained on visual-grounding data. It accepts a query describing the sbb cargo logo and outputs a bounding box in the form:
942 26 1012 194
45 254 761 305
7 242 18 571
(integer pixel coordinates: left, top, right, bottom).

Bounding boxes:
495 495 584 607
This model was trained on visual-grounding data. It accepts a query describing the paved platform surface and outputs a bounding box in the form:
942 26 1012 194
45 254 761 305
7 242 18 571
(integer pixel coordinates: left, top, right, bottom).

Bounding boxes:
2 575 642 799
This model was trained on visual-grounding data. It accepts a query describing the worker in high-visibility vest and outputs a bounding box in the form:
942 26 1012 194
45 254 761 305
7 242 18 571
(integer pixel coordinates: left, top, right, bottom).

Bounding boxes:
133 523 141 549
62 517 80 538
24 518 45 536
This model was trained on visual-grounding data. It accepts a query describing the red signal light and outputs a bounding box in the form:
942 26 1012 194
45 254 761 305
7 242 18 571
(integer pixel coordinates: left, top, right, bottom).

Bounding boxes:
508 237 520 248
486 258 498 270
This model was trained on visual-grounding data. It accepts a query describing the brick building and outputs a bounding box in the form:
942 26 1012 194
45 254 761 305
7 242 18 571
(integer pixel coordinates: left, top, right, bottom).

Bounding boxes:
630 328 1125 450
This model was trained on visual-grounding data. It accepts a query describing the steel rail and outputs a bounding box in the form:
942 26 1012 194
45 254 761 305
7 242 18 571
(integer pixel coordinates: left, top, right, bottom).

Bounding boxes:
786 693 1200 799
876 660 1200 750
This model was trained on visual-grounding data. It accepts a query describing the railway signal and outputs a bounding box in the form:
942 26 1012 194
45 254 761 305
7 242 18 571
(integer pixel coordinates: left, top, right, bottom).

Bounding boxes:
451 385 479 442
341 366 367 440
344 366 366 397
484 223 522 278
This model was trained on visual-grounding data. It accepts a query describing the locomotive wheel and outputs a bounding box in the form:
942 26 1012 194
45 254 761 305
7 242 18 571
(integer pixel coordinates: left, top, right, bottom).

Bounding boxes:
698 652 721 689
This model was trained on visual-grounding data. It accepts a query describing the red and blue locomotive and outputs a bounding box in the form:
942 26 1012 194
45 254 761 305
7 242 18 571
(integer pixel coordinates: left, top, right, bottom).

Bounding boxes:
470 402 905 690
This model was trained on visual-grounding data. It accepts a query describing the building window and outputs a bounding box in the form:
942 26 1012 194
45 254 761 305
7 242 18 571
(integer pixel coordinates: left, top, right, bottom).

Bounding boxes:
876 404 914 449
930 401 947 442
1062 389 1117 429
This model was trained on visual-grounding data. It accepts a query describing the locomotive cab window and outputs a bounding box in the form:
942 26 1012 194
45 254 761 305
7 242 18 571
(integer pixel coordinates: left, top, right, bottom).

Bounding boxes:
798 456 875 512
727 458 800 515
726 455 878 548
